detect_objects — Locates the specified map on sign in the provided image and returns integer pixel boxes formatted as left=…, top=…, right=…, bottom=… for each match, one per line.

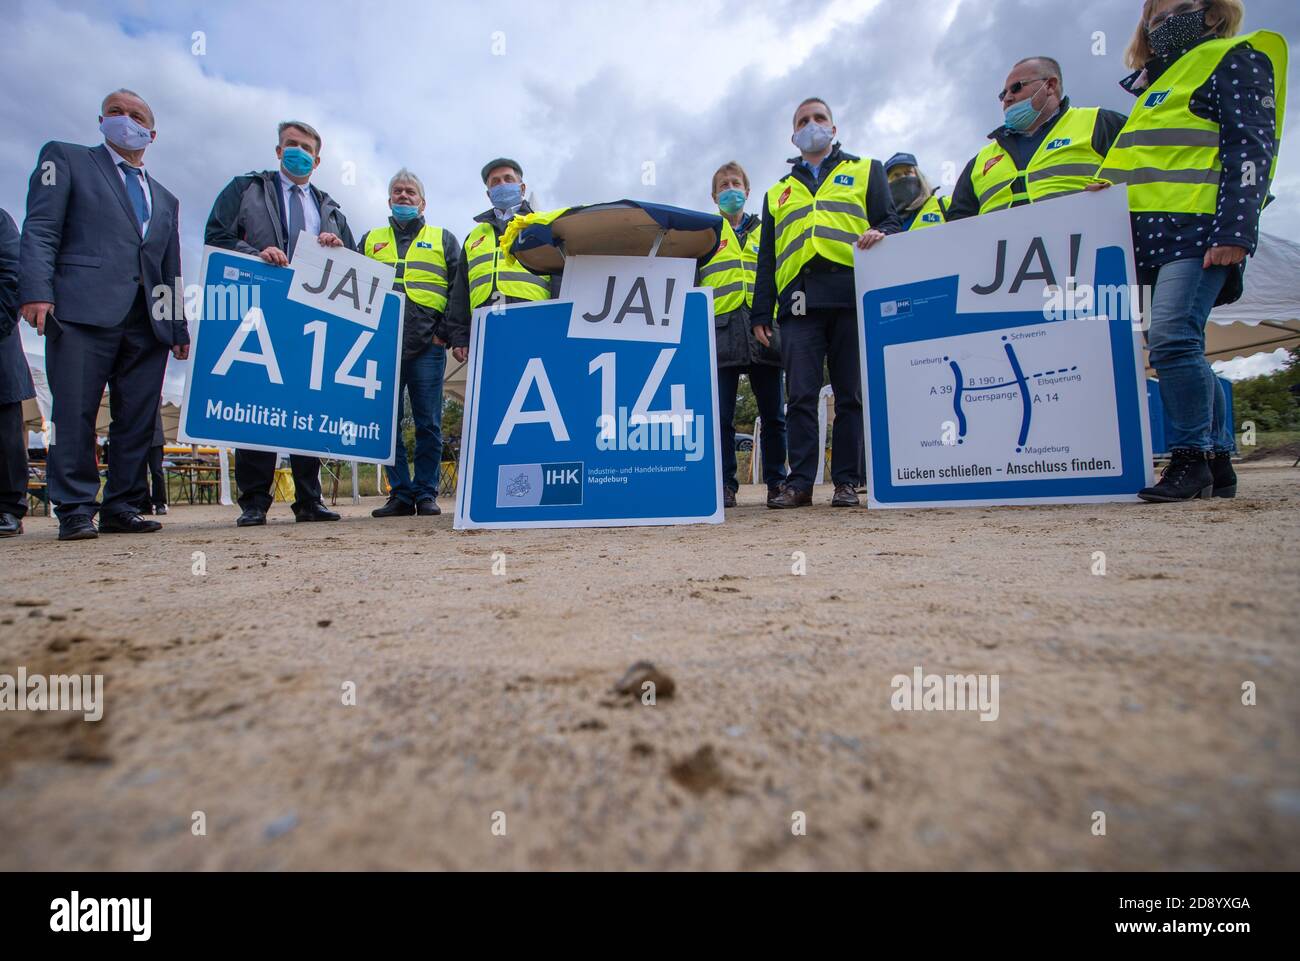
left=855, top=188, right=1152, bottom=508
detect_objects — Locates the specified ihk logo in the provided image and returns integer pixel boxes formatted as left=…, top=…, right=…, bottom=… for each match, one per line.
left=1045, top=137, right=1072, bottom=150
left=1144, top=90, right=1171, bottom=108
left=546, top=466, right=579, bottom=486
left=880, top=298, right=912, bottom=318
left=496, top=461, right=583, bottom=508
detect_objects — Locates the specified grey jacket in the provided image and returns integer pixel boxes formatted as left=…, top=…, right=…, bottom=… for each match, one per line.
left=204, top=169, right=356, bottom=255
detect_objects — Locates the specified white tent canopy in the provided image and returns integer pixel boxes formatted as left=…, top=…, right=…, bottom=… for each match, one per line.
left=1203, top=231, right=1300, bottom=365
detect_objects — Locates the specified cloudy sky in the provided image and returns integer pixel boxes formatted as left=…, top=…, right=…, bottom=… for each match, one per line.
left=4, top=0, right=1297, bottom=382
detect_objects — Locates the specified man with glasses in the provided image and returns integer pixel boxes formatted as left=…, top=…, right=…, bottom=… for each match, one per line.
left=946, top=56, right=1128, bottom=220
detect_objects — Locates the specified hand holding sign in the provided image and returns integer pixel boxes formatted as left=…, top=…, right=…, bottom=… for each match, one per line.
left=286, top=230, right=395, bottom=331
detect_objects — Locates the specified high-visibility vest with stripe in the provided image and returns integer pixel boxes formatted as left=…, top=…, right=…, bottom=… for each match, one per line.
left=968, top=107, right=1106, bottom=214
left=364, top=224, right=449, bottom=312
left=766, top=157, right=873, bottom=296
left=699, top=218, right=762, bottom=313
left=907, top=193, right=948, bottom=230
left=1098, top=30, right=1287, bottom=215
left=464, top=221, right=551, bottom=309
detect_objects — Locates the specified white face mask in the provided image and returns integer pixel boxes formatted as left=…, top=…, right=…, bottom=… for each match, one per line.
left=793, top=122, right=833, bottom=154
left=100, top=114, right=153, bottom=151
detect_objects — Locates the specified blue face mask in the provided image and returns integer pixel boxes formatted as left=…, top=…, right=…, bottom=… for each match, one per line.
left=488, top=182, right=523, bottom=209
left=1003, top=86, right=1046, bottom=132
left=100, top=114, right=153, bottom=151
left=391, top=204, right=420, bottom=222
left=717, top=188, right=746, bottom=215
left=281, top=146, right=315, bottom=178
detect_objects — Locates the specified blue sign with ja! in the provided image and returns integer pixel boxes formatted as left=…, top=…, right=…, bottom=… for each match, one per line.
left=455, top=294, right=723, bottom=528
left=179, top=246, right=404, bottom=464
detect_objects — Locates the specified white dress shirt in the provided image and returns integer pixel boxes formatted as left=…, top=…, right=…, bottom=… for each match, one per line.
left=278, top=171, right=321, bottom=243
left=106, top=141, right=152, bottom=235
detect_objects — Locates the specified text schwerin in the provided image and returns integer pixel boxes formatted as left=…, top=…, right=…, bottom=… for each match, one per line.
left=596, top=407, right=706, bottom=462
left=50, top=891, right=150, bottom=942
left=0, top=668, right=103, bottom=722
left=890, top=666, right=999, bottom=722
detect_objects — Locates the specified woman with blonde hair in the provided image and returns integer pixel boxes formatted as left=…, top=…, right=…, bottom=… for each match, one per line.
left=1099, top=0, right=1286, bottom=501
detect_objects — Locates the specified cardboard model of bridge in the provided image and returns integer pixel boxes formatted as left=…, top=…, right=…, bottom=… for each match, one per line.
left=509, top=200, right=724, bottom=274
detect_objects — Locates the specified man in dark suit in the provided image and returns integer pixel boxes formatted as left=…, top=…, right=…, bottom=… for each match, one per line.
left=1, top=208, right=35, bottom=537
left=204, top=120, right=355, bottom=527
left=136, top=405, right=167, bottom=515
left=19, top=89, right=189, bottom=541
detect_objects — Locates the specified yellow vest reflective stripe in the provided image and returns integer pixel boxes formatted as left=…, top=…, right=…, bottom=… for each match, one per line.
left=464, top=221, right=551, bottom=308
left=908, top=193, right=948, bottom=231
left=699, top=218, right=762, bottom=313
left=969, top=107, right=1106, bottom=214
left=766, top=157, right=873, bottom=295
left=1098, top=31, right=1288, bottom=215
left=364, top=224, right=448, bottom=312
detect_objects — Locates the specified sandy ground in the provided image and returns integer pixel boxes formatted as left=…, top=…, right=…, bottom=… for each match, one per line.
left=1, top=462, right=1298, bottom=871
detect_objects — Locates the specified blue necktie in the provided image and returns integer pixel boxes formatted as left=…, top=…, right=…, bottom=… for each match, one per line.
left=118, top=162, right=149, bottom=232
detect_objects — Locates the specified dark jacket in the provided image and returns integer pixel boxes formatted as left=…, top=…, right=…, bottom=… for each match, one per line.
left=696, top=213, right=779, bottom=369
left=444, top=202, right=559, bottom=349
left=204, top=169, right=355, bottom=257
left=1118, top=34, right=1278, bottom=306
left=355, top=216, right=461, bottom=360
left=751, top=144, right=901, bottom=327
left=0, top=208, right=35, bottom=405
left=19, top=142, right=188, bottom=346
left=946, top=97, right=1128, bottom=222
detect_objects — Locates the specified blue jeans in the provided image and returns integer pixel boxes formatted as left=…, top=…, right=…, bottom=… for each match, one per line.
left=386, top=345, right=446, bottom=503
left=1143, top=259, right=1233, bottom=453
left=718, top=364, right=788, bottom=491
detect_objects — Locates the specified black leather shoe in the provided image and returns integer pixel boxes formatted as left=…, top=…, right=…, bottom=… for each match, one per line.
left=416, top=498, right=441, bottom=516
left=831, top=484, right=860, bottom=507
left=1209, top=452, right=1237, bottom=498
left=372, top=497, right=415, bottom=518
left=155, top=504, right=169, bottom=516
left=236, top=507, right=267, bottom=527
left=99, top=511, right=162, bottom=534
left=294, top=502, right=341, bottom=522
left=722, top=488, right=737, bottom=508
left=58, top=515, right=98, bottom=541
left=1139, top=449, right=1214, bottom=502
left=766, top=483, right=787, bottom=508
left=0, top=512, right=24, bottom=537
left=768, top=486, right=812, bottom=509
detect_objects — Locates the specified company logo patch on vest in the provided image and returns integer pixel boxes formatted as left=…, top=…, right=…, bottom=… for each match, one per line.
left=1045, top=138, right=1073, bottom=150
left=496, top=461, right=584, bottom=508
left=1143, top=90, right=1171, bottom=108
left=833, top=174, right=856, bottom=186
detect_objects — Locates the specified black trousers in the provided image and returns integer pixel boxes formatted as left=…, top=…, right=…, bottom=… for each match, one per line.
left=234, top=450, right=322, bottom=512
left=0, top=401, right=28, bottom=517
left=718, top=363, right=787, bottom=492
left=44, top=293, right=169, bottom=519
left=778, top=305, right=864, bottom=491
left=135, top=445, right=166, bottom=510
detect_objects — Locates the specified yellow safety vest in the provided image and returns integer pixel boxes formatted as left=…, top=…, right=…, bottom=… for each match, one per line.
left=907, top=193, right=948, bottom=230
left=699, top=218, right=762, bottom=313
left=464, top=221, right=551, bottom=309
left=363, top=224, right=448, bottom=312
left=969, top=107, right=1107, bottom=214
left=1098, top=30, right=1288, bottom=215
left=766, top=157, right=873, bottom=296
